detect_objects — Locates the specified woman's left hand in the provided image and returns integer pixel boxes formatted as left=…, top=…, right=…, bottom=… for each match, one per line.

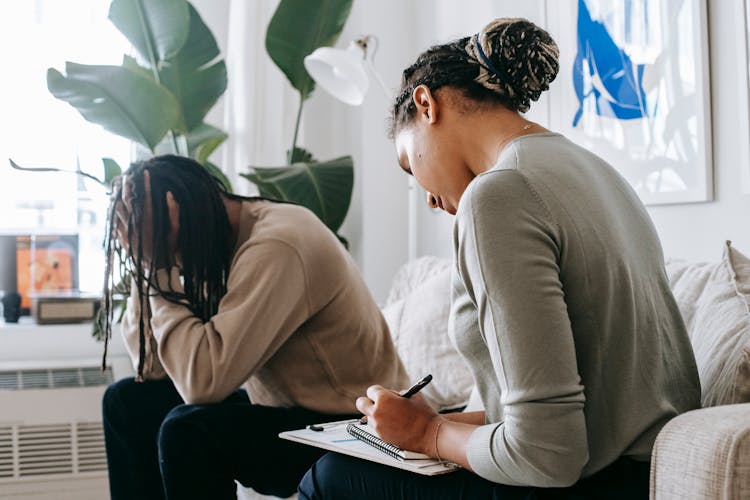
left=356, top=385, right=444, bottom=456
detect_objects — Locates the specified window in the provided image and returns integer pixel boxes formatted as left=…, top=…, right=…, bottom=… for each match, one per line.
left=1, top=1, right=132, bottom=293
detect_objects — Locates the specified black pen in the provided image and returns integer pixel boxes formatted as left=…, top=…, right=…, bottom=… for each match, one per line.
left=359, top=374, right=433, bottom=424
left=400, top=374, right=433, bottom=398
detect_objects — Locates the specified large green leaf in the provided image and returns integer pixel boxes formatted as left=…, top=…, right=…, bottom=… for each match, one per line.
left=203, top=160, right=232, bottom=193
left=242, top=156, right=353, bottom=233
left=102, top=158, right=123, bottom=185
left=266, top=0, right=354, bottom=99
left=288, top=146, right=315, bottom=163
left=47, top=63, right=180, bottom=151
left=185, top=123, right=228, bottom=164
left=159, top=3, right=227, bottom=131
left=108, top=0, right=190, bottom=64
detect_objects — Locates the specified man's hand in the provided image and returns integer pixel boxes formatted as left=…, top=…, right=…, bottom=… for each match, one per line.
left=114, top=170, right=180, bottom=267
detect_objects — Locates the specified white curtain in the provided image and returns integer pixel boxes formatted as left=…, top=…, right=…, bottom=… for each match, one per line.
left=220, top=0, right=302, bottom=195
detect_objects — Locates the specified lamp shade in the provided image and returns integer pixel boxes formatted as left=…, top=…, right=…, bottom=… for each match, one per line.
left=304, top=43, right=369, bottom=106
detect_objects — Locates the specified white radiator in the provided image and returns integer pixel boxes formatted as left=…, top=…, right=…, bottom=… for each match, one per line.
left=0, top=321, right=132, bottom=500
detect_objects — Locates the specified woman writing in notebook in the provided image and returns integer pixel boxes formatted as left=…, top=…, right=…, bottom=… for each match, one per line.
left=100, top=155, right=409, bottom=500
left=299, top=18, right=700, bottom=499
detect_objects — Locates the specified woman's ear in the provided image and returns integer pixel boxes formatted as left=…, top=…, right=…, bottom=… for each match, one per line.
left=412, top=84, right=438, bottom=125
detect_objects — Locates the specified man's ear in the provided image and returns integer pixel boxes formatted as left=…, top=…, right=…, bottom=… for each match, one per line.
left=412, top=84, right=438, bottom=125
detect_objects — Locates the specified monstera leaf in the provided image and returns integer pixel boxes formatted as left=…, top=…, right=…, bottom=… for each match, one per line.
left=266, top=0, right=354, bottom=99
left=158, top=4, right=227, bottom=131
left=102, top=158, right=123, bottom=184
left=46, top=0, right=230, bottom=186
left=115, top=3, right=226, bottom=134
left=108, top=0, right=190, bottom=64
left=47, top=62, right=180, bottom=151
left=186, top=123, right=228, bottom=163
left=242, top=156, right=353, bottom=235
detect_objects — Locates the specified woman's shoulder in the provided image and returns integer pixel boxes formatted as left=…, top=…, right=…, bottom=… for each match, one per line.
left=460, top=167, right=537, bottom=217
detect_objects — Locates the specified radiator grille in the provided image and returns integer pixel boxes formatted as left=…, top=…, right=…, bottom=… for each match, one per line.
left=0, top=426, right=12, bottom=479
left=77, top=422, right=108, bottom=472
left=18, top=424, right=73, bottom=476
left=0, top=367, right=113, bottom=390
left=0, top=422, right=107, bottom=479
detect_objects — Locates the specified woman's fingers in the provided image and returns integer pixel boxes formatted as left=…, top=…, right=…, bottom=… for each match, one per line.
left=355, top=396, right=374, bottom=416
left=366, top=385, right=388, bottom=401
left=357, top=385, right=397, bottom=418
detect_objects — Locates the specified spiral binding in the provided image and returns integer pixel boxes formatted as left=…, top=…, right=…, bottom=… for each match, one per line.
left=346, top=423, right=405, bottom=461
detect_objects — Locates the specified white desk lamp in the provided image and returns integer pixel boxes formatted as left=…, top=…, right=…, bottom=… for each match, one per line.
left=304, top=36, right=419, bottom=260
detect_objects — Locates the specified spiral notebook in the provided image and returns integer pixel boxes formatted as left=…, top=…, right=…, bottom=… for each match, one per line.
left=279, top=419, right=459, bottom=476
left=345, top=422, right=429, bottom=460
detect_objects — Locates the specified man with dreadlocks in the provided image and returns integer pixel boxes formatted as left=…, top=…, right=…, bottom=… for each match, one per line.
left=101, top=154, right=409, bottom=500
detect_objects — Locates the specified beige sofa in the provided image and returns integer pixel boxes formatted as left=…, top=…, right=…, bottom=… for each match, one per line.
left=649, top=242, right=750, bottom=499
left=241, top=242, right=750, bottom=500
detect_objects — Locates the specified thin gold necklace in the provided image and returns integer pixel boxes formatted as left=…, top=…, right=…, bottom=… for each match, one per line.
left=494, top=123, right=534, bottom=162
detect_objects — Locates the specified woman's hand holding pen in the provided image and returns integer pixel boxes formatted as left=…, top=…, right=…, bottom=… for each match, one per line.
left=356, top=385, right=445, bottom=457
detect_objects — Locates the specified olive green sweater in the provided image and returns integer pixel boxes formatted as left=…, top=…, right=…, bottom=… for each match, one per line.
left=450, top=133, right=700, bottom=487
left=121, top=200, right=408, bottom=413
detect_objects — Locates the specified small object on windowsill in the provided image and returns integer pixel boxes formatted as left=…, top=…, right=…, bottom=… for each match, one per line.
left=31, top=291, right=100, bottom=325
left=1, top=292, right=22, bottom=323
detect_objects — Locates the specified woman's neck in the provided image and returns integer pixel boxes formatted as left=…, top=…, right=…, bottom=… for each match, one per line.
left=458, top=108, right=546, bottom=176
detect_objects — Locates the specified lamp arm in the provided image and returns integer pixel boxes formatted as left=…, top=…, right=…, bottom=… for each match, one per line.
left=365, top=59, right=391, bottom=99
left=358, top=35, right=390, bottom=100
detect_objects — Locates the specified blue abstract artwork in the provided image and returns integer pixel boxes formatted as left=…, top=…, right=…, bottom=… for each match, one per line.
left=547, top=0, right=712, bottom=204
left=572, top=0, right=650, bottom=126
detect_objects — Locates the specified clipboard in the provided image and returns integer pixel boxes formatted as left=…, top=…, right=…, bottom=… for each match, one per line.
left=279, top=419, right=460, bottom=476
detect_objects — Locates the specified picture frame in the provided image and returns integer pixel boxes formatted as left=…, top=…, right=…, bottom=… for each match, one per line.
left=544, top=0, right=713, bottom=205
left=0, top=234, right=79, bottom=316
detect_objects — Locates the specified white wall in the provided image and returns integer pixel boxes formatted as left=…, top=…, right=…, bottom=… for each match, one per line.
left=406, top=0, right=750, bottom=267
left=647, top=0, right=750, bottom=262
left=193, top=0, right=750, bottom=303
left=303, top=1, right=419, bottom=302
left=308, top=0, right=555, bottom=300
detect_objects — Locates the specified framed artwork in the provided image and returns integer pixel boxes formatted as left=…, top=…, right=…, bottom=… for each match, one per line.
left=0, top=234, right=79, bottom=315
left=544, top=0, right=713, bottom=205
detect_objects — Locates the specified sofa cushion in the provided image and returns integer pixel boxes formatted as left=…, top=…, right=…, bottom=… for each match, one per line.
left=382, top=256, right=474, bottom=411
left=666, top=241, right=750, bottom=407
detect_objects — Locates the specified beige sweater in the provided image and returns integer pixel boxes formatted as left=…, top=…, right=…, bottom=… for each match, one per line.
left=120, top=200, right=409, bottom=413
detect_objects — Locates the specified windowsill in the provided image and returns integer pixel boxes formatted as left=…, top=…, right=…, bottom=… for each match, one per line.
left=0, top=317, right=128, bottom=369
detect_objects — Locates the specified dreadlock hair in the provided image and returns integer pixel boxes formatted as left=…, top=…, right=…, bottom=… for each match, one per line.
left=389, top=18, right=559, bottom=138
left=100, top=154, right=257, bottom=379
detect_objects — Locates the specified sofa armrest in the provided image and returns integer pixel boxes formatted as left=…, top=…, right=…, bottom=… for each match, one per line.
left=650, top=403, right=750, bottom=500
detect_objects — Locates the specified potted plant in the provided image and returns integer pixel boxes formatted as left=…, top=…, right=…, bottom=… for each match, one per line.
left=10, top=0, right=358, bottom=337
left=242, top=0, right=355, bottom=247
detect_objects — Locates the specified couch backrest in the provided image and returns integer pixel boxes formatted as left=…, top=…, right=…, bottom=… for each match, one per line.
left=666, top=241, right=750, bottom=407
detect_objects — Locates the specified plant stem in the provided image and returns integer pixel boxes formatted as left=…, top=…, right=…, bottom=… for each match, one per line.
left=289, top=92, right=305, bottom=164
left=9, top=159, right=106, bottom=187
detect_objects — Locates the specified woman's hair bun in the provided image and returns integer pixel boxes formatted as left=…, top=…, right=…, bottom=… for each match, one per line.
left=466, top=18, right=559, bottom=113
